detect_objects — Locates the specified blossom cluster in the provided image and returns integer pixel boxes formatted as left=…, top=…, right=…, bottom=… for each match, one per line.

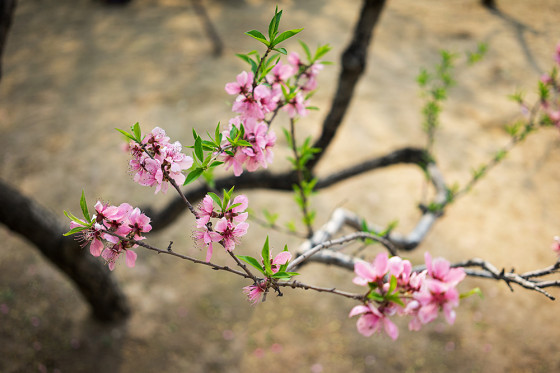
left=70, top=201, right=152, bottom=270
left=349, top=252, right=465, bottom=340
left=193, top=193, right=249, bottom=262
left=242, top=250, right=292, bottom=304
left=222, top=52, right=323, bottom=176
left=129, top=127, right=193, bottom=193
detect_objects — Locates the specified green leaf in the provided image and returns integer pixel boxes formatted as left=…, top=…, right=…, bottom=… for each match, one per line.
left=132, top=122, right=142, bottom=141
left=194, top=136, right=204, bottom=162
left=299, top=40, right=312, bottom=61
left=273, top=47, right=287, bottom=55
left=207, top=192, right=222, bottom=208
left=209, top=161, right=224, bottom=168
left=64, top=210, right=87, bottom=226
left=314, top=44, right=331, bottom=60
left=367, top=291, right=385, bottom=302
left=263, top=209, right=279, bottom=226
left=236, top=255, right=266, bottom=275
left=63, top=226, right=90, bottom=236
left=460, top=287, right=483, bottom=299
left=225, top=202, right=242, bottom=212
left=273, top=28, right=303, bottom=45
left=268, top=7, right=282, bottom=41
left=236, top=139, right=252, bottom=147
left=271, top=271, right=299, bottom=279
left=80, top=190, right=90, bottom=221
left=245, top=29, right=269, bottom=45
left=115, top=128, right=137, bottom=142
left=262, top=236, right=272, bottom=275
left=388, top=275, right=398, bottom=294
left=183, top=168, right=204, bottom=185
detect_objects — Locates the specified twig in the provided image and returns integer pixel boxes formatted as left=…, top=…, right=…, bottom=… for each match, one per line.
left=280, top=280, right=364, bottom=301
left=287, top=231, right=397, bottom=271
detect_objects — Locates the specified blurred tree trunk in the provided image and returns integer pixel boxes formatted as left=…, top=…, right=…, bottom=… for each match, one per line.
left=0, top=0, right=16, bottom=81
left=0, top=1, right=130, bottom=322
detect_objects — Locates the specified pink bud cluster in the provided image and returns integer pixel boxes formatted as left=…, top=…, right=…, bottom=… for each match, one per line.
left=129, top=127, right=193, bottom=193
left=193, top=194, right=249, bottom=262
left=70, top=202, right=152, bottom=270
left=349, top=252, right=465, bottom=340
left=222, top=52, right=323, bottom=176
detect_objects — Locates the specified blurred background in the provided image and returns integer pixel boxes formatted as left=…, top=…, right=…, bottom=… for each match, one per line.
left=1, top=0, right=560, bottom=371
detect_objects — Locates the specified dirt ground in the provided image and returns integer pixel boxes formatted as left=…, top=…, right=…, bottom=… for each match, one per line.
left=1, top=0, right=560, bottom=372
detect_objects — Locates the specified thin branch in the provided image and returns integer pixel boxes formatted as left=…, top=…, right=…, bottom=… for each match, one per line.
left=280, top=280, right=364, bottom=301
left=287, top=231, right=396, bottom=271
left=289, top=118, right=314, bottom=238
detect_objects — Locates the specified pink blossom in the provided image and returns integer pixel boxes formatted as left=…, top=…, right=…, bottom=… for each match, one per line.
left=387, top=255, right=412, bottom=286
left=194, top=227, right=222, bottom=262
left=101, top=243, right=137, bottom=271
left=129, top=127, right=193, bottom=194
left=123, top=207, right=152, bottom=239
left=243, top=281, right=266, bottom=305
left=555, top=42, right=560, bottom=66
left=196, top=195, right=216, bottom=228
left=424, top=252, right=466, bottom=287
left=266, top=61, right=294, bottom=88
left=288, top=52, right=304, bottom=74
left=413, top=279, right=461, bottom=325
left=269, top=251, right=292, bottom=274
left=221, top=118, right=276, bottom=176
left=214, top=218, right=249, bottom=252
left=70, top=220, right=105, bottom=257
left=552, top=236, right=560, bottom=255
left=225, top=71, right=254, bottom=96
left=225, top=194, right=249, bottom=223
left=282, top=91, right=308, bottom=118
left=349, top=303, right=399, bottom=340
left=353, top=252, right=389, bottom=286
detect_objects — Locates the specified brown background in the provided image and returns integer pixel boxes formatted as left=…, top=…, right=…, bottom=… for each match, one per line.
left=1, top=0, right=560, bottom=372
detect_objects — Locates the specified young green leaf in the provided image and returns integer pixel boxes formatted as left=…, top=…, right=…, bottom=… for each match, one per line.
left=273, top=28, right=303, bottom=46
left=194, top=136, right=204, bottom=162
left=207, top=192, right=222, bottom=208
left=132, top=122, right=142, bottom=141
left=183, top=168, right=204, bottom=185
left=80, top=190, right=91, bottom=222
left=271, top=271, right=299, bottom=279
left=63, top=226, right=91, bottom=237
left=268, top=7, right=282, bottom=41
left=236, top=255, right=266, bottom=275
left=115, top=128, right=137, bottom=142
left=245, top=30, right=269, bottom=45
left=261, top=236, right=272, bottom=275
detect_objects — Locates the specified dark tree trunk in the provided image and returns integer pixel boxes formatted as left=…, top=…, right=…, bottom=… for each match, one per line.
left=0, top=0, right=16, bottom=81
left=308, top=0, right=387, bottom=170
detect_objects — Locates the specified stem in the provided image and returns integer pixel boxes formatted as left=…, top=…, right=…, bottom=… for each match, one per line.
left=280, top=280, right=364, bottom=301
left=227, top=250, right=258, bottom=283
left=289, top=118, right=314, bottom=238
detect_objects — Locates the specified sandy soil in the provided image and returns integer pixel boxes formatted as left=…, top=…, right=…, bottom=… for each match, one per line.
left=1, top=0, right=560, bottom=372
